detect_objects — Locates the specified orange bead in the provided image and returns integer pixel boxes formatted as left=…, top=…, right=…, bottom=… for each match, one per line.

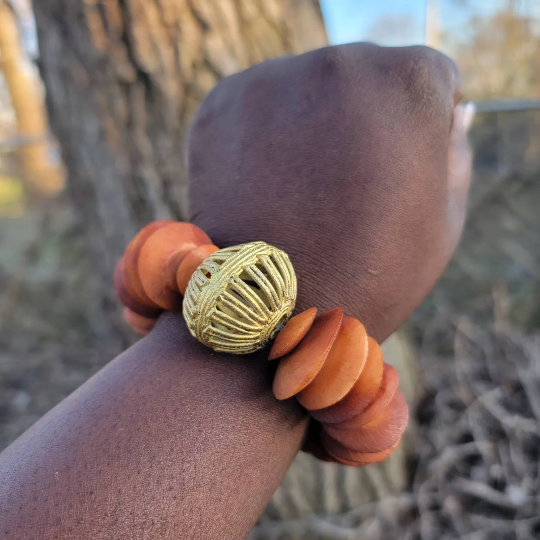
left=268, top=307, right=317, bottom=360
left=123, top=307, right=157, bottom=336
left=321, top=430, right=401, bottom=466
left=310, top=336, right=384, bottom=424
left=297, top=316, right=368, bottom=410
left=132, top=325, right=152, bottom=337
left=176, top=244, right=219, bottom=294
left=328, top=363, right=399, bottom=430
left=138, top=222, right=212, bottom=310
left=114, top=258, right=162, bottom=318
left=324, top=390, right=408, bottom=453
left=123, top=221, right=173, bottom=308
left=273, top=308, right=343, bottom=400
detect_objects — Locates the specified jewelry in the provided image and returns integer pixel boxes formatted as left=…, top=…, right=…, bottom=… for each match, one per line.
left=183, top=242, right=296, bottom=354
left=115, top=221, right=408, bottom=467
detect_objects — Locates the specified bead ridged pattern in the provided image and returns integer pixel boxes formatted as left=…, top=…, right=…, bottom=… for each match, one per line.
left=183, top=241, right=297, bottom=354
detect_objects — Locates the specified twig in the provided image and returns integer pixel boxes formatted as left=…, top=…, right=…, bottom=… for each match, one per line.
left=453, top=478, right=522, bottom=510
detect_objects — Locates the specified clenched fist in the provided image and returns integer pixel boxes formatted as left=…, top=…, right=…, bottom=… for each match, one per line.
left=188, top=43, right=473, bottom=342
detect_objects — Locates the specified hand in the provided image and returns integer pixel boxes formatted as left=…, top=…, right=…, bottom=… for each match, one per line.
left=187, top=43, right=473, bottom=342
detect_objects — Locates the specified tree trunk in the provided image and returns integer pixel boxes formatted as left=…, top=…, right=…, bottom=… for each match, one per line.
left=0, top=1, right=63, bottom=196
left=32, top=0, right=328, bottom=287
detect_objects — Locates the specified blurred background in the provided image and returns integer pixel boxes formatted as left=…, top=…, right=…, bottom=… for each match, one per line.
left=1, top=0, right=539, bottom=538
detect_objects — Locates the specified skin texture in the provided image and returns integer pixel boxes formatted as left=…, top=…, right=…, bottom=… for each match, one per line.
left=189, top=43, right=471, bottom=342
left=0, top=43, right=472, bottom=539
left=0, top=316, right=305, bottom=539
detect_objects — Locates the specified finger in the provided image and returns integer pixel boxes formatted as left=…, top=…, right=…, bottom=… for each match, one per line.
left=449, top=102, right=474, bottom=199
left=447, top=102, right=475, bottom=244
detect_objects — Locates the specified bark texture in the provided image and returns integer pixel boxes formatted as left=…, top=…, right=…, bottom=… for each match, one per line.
left=32, top=0, right=328, bottom=282
left=0, top=1, right=62, bottom=195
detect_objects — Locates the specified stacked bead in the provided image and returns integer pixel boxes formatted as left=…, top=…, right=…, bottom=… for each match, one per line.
left=114, top=220, right=218, bottom=335
left=269, top=307, right=408, bottom=467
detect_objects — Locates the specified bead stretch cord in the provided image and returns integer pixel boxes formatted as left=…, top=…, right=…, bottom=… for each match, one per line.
left=114, top=220, right=409, bottom=467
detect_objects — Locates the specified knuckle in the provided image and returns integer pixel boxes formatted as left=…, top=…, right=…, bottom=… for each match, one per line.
left=380, top=46, right=460, bottom=113
left=307, top=42, right=377, bottom=83
left=306, top=43, right=460, bottom=117
left=305, top=45, right=348, bottom=78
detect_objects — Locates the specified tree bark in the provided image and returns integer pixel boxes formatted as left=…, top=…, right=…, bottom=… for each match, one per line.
left=0, top=1, right=63, bottom=196
left=32, top=0, right=328, bottom=286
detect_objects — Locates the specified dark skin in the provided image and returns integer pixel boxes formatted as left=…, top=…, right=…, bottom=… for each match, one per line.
left=0, top=44, right=472, bottom=539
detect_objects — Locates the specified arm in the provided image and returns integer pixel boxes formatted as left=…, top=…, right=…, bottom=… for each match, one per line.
left=0, top=316, right=307, bottom=539
left=0, top=43, right=472, bottom=539
left=0, top=315, right=306, bottom=540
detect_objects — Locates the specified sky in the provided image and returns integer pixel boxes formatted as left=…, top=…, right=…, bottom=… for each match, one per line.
left=320, top=0, right=426, bottom=46
left=320, top=0, right=540, bottom=47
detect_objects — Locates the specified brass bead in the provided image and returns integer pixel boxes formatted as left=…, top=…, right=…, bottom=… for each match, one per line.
left=183, top=241, right=297, bottom=354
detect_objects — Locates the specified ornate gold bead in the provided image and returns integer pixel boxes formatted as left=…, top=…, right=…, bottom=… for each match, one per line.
left=183, top=241, right=297, bottom=354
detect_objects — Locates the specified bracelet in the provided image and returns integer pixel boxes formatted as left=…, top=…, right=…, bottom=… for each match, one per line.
left=114, top=221, right=408, bottom=467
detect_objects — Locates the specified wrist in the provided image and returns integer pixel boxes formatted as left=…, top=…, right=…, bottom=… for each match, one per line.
left=116, top=223, right=409, bottom=467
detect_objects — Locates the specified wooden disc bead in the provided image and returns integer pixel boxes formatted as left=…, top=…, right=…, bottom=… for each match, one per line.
left=321, top=432, right=401, bottom=466
left=114, top=258, right=162, bottom=319
left=123, top=220, right=173, bottom=310
left=327, top=363, right=399, bottom=430
left=271, top=307, right=409, bottom=467
left=176, top=244, right=219, bottom=295
left=310, top=335, right=384, bottom=424
left=297, top=316, right=368, bottom=410
left=138, top=222, right=212, bottom=311
left=115, top=222, right=409, bottom=467
left=115, top=221, right=217, bottom=335
left=268, top=307, right=317, bottom=360
left=324, top=390, right=408, bottom=454
left=273, top=307, right=343, bottom=400
left=123, top=307, right=156, bottom=336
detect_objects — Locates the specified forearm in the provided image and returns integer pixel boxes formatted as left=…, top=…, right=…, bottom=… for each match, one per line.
left=0, top=313, right=307, bottom=539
